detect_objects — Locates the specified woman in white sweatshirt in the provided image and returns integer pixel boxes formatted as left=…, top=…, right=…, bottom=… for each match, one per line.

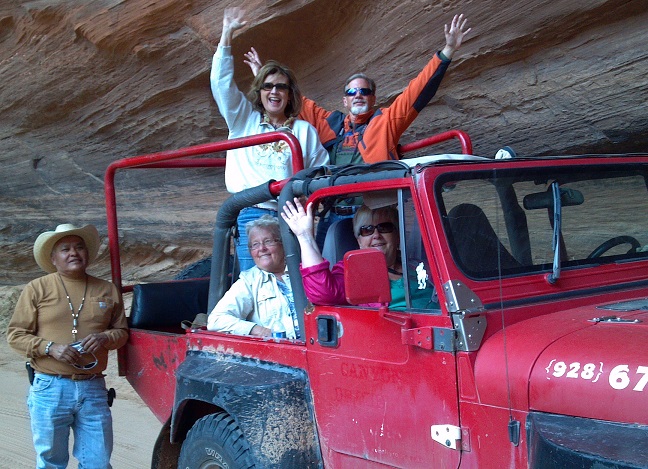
left=210, top=7, right=329, bottom=271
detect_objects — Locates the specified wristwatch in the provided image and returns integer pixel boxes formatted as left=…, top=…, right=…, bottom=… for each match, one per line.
left=44, top=341, right=54, bottom=356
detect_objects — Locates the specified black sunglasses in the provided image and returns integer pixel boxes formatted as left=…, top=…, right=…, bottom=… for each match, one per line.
left=345, top=87, right=373, bottom=97
left=261, top=82, right=290, bottom=91
left=359, top=222, right=396, bottom=237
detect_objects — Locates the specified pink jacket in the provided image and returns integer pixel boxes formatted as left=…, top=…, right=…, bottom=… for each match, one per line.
left=300, top=260, right=384, bottom=308
left=300, top=260, right=346, bottom=305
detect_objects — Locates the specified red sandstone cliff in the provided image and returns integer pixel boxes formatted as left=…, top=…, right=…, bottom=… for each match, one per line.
left=1, top=0, right=647, bottom=284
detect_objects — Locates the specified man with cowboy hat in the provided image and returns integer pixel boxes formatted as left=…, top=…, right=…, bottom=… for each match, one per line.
left=7, top=223, right=128, bottom=469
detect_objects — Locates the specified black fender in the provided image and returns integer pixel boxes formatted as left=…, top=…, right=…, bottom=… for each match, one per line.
left=527, top=412, right=648, bottom=468
left=171, top=350, right=321, bottom=468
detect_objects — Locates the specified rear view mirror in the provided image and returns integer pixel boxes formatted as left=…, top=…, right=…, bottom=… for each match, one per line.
left=523, top=187, right=584, bottom=210
left=344, top=249, right=391, bottom=305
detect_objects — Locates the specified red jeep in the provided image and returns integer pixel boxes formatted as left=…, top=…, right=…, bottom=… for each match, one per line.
left=107, top=132, right=648, bottom=468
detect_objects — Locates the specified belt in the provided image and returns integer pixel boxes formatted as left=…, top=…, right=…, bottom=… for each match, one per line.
left=332, top=206, right=358, bottom=216
left=35, top=372, right=103, bottom=381
left=56, top=373, right=102, bottom=381
left=62, top=373, right=103, bottom=381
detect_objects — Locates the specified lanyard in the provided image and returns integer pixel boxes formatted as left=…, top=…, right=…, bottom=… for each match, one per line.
left=58, top=274, right=88, bottom=341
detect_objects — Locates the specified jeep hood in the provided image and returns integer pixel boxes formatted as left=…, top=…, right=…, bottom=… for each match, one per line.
left=473, top=298, right=648, bottom=425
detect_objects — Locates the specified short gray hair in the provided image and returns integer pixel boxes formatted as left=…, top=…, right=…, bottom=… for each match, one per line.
left=246, top=214, right=281, bottom=243
left=344, top=73, right=376, bottom=95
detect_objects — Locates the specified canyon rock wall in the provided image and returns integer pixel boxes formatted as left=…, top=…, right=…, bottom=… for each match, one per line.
left=1, top=0, right=647, bottom=285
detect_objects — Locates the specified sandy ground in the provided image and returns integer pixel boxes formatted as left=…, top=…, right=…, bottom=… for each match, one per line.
left=0, top=285, right=162, bottom=469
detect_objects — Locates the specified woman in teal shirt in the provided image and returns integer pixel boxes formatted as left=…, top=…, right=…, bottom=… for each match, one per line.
left=282, top=199, right=438, bottom=310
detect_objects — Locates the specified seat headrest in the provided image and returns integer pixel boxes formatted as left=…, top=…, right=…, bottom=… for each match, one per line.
left=447, top=203, right=521, bottom=275
left=321, top=218, right=359, bottom=265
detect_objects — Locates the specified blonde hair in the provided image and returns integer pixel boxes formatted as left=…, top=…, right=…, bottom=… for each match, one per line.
left=352, top=205, right=399, bottom=237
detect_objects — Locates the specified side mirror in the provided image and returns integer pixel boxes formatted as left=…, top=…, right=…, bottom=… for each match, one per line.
left=344, top=249, right=391, bottom=305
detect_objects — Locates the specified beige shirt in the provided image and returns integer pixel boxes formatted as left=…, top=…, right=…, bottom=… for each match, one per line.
left=7, top=272, right=128, bottom=376
left=207, top=266, right=297, bottom=338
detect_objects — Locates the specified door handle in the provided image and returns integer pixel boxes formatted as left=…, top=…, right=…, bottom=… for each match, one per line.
left=317, top=315, right=339, bottom=347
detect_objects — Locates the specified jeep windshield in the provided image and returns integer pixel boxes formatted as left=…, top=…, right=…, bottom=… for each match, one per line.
left=436, top=163, right=648, bottom=279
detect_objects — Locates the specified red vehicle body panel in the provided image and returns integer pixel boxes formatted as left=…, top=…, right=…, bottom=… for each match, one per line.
left=303, top=306, right=460, bottom=468
left=474, top=292, right=648, bottom=411
left=124, top=330, right=188, bottom=422
left=529, top=309, right=648, bottom=424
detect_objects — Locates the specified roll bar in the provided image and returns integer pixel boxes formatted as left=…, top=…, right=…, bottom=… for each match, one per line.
left=398, top=129, right=472, bottom=156
left=104, top=131, right=304, bottom=291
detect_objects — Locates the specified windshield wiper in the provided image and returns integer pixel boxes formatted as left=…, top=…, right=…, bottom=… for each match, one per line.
left=547, top=182, right=562, bottom=284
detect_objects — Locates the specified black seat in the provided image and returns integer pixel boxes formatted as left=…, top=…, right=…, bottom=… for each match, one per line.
left=130, top=279, right=209, bottom=330
left=447, top=203, right=521, bottom=275
left=321, top=218, right=359, bottom=266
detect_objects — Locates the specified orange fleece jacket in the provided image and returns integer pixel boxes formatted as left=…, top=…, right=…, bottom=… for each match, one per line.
left=300, top=52, right=451, bottom=163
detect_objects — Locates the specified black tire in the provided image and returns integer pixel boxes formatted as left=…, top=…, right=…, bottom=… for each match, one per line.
left=177, top=413, right=256, bottom=469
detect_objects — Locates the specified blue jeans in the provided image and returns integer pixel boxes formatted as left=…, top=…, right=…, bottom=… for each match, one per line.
left=236, top=207, right=278, bottom=272
left=28, top=373, right=113, bottom=469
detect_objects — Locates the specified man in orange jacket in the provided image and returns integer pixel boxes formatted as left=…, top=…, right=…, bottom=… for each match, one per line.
left=244, top=13, right=471, bottom=165
left=244, top=13, right=470, bottom=246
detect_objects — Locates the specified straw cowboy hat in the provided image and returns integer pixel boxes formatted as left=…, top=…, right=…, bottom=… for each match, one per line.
left=33, top=224, right=101, bottom=273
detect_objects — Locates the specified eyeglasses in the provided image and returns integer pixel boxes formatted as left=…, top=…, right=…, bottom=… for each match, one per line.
left=344, top=87, right=373, bottom=97
left=249, top=238, right=282, bottom=251
left=261, top=82, right=290, bottom=92
left=358, top=222, right=396, bottom=237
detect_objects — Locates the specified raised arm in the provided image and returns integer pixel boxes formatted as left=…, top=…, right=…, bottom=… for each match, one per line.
left=282, top=198, right=348, bottom=305
left=282, top=198, right=323, bottom=267
left=358, top=13, right=472, bottom=163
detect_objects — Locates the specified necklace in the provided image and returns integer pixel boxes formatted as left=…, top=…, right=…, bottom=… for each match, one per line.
left=58, top=273, right=88, bottom=341
left=388, top=267, right=403, bottom=276
left=262, top=114, right=295, bottom=130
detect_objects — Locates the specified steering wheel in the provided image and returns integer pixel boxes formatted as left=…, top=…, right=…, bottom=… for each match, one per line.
left=587, top=236, right=641, bottom=259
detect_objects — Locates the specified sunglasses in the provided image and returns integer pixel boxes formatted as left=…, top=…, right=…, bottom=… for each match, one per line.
left=261, top=82, right=290, bottom=91
left=70, top=342, right=98, bottom=370
left=358, top=222, right=396, bottom=237
left=345, top=87, right=373, bottom=97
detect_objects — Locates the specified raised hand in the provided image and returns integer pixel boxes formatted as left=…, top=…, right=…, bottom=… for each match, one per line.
left=223, top=7, right=247, bottom=32
left=281, top=198, right=314, bottom=239
left=442, top=14, right=471, bottom=58
left=281, top=198, right=325, bottom=267
left=244, top=47, right=262, bottom=77
left=220, top=7, right=247, bottom=47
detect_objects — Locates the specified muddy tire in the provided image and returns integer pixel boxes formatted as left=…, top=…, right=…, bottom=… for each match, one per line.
left=177, top=413, right=256, bottom=469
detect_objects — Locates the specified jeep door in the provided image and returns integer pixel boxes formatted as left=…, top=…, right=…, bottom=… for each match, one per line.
left=304, top=188, right=461, bottom=468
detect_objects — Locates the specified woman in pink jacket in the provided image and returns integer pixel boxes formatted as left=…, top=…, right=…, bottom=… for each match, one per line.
left=282, top=198, right=404, bottom=305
